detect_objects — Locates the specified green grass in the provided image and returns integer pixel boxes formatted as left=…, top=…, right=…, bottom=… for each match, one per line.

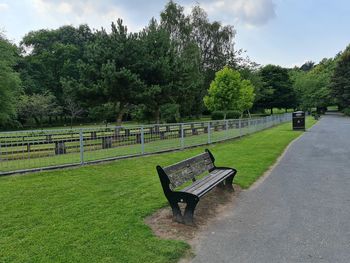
left=0, top=118, right=316, bottom=263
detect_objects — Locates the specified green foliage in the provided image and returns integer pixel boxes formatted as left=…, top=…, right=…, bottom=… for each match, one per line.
left=331, top=45, right=350, bottom=108
left=212, top=110, right=241, bottom=120
left=160, top=103, right=180, bottom=123
left=17, top=92, right=61, bottom=127
left=291, top=58, right=336, bottom=110
left=211, top=111, right=224, bottom=120
left=342, top=108, right=350, bottom=116
left=88, top=103, right=116, bottom=124
left=0, top=34, right=22, bottom=128
left=258, top=65, right=296, bottom=111
left=226, top=110, right=241, bottom=119
left=204, top=66, right=255, bottom=118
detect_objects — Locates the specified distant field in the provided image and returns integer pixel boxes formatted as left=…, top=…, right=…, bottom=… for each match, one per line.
left=0, top=117, right=316, bottom=263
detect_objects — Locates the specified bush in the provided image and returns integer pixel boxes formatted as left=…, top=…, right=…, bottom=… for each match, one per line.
left=211, top=111, right=224, bottom=120
left=343, top=108, right=350, bottom=116
left=160, top=103, right=180, bottom=123
left=226, top=110, right=241, bottom=119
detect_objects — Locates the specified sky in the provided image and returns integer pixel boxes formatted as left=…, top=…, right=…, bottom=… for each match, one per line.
left=0, top=0, right=350, bottom=67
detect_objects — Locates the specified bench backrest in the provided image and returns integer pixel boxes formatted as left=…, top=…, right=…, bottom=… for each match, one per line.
left=163, top=151, right=215, bottom=190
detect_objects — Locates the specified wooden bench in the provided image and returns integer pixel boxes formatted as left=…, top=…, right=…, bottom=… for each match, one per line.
left=156, top=149, right=237, bottom=225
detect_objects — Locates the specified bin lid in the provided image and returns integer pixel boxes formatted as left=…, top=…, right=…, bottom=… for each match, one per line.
left=293, top=111, right=305, bottom=117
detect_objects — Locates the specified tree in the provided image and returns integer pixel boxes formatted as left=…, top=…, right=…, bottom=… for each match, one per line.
left=74, top=19, right=145, bottom=125
left=17, top=92, right=61, bottom=127
left=259, top=65, right=296, bottom=113
left=300, top=61, right=315, bottom=72
left=0, top=34, right=22, bottom=128
left=20, top=25, right=93, bottom=101
left=291, top=58, right=336, bottom=112
left=64, top=97, right=84, bottom=129
left=138, top=18, right=176, bottom=123
left=238, top=81, right=255, bottom=115
left=331, top=46, right=350, bottom=109
left=203, top=66, right=255, bottom=119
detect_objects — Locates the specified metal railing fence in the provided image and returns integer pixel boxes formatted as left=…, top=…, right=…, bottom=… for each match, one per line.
left=0, top=113, right=292, bottom=175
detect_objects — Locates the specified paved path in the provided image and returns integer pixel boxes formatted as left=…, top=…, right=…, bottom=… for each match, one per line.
left=193, top=113, right=350, bottom=263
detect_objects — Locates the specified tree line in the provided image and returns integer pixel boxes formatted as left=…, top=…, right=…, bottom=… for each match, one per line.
left=1, top=1, right=350, bottom=130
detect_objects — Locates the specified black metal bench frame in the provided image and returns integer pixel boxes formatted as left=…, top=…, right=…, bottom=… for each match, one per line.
left=156, top=149, right=237, bottom=225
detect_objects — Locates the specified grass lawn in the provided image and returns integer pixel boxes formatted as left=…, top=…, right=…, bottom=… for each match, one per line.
left=0, top=118, right=316, bottom=263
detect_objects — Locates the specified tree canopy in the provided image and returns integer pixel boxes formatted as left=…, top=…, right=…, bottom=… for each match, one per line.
left=331, top=46, right=350, bottom=110
left=204, top=66, right=255, bottom=118
left=0, top=34, right=22, bottom=128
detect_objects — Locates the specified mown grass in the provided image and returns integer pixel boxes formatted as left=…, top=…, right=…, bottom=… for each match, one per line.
left=0, top=118, right=316, bottom=263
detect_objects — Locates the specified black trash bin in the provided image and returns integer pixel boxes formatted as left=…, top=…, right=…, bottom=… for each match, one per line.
left=292, top=111, right=305, bottom=131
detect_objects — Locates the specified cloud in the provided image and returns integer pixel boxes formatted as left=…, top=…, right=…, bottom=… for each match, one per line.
left=201, top=0, right=276, bottom=26
left=29, top=0, right=140, bottom=32
left=0, top=2, right=9, bottom=11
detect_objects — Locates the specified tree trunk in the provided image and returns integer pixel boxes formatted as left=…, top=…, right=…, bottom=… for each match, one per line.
left=34, top=117, right=40, bottom=127
left=70, top=117, right=73, bottom=129
left=270, top=108, right=273, bottom=115
left=223, top=112, right=227, bottom=120
left=116, top=106, right=126, bottom=126
left=155, top=107, right=160, bottom=124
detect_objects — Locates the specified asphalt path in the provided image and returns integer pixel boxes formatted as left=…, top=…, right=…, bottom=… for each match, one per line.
left=192, top=113, right=350, bottom=263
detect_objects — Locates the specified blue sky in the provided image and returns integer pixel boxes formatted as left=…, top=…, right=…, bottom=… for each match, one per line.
left=1, top=0, right=349, bottom=67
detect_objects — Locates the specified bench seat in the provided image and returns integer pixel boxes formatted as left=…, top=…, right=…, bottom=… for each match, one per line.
left=182, top=169, right=234, bottom=197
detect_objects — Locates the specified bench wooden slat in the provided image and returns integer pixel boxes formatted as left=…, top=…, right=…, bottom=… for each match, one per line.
left=183, top=169, right=233, bottom=197
left=163, top=152, right=214, bottom=189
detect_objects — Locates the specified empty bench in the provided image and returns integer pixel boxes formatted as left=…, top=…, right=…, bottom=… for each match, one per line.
left=156, top=149, right=237, bottom=225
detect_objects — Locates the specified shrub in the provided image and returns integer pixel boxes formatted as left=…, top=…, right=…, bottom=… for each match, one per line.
left=226, top=110, right=241, bottom=119
left=343, top=108, right=350, bottom=116
left=211, top=111, right=224, bottom=120
left=160, top=103, right=180, bottom=123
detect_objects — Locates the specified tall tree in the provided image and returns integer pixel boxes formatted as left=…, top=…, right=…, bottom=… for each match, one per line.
left=0, top=34, right=22, bottom=128
left=138, top=18, right=176, bottom=123
left=291, top=58, right=336, bottom=111
left=259, top=65, right=296, bottom=113
left=75, top=20, right=145, bottom=125
left=20, top=25, right=93, bottom=99
left=331, top=46, right=350, bottom=109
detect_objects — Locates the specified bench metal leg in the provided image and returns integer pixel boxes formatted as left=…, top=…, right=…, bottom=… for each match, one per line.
left=217, top=181, right=225, bottom=188
left=225, top=175, right=234, bottom=191
left=170, top=203, right=183, bottom=223
left=183, top=198, right=199, bottom=225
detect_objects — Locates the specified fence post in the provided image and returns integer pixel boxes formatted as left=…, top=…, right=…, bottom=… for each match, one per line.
left=239, top=119, right=242, bottom=138
left=141, top=126, right=145, bottom=154
left=79, top=129, right=84, bottom=165
left=181, top=124, right=184, bottom=149
left=208, top=122, right=211, bottom=144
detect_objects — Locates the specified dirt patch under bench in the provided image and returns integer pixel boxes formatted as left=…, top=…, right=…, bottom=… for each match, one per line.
left=145, top=185, right=241, bottom=245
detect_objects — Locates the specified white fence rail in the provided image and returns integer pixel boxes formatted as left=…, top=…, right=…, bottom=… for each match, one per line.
left=0, top=113, right=292, bottom=175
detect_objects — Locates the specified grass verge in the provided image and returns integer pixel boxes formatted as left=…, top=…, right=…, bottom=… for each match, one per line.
left=0, top=118, right=316, bottom=263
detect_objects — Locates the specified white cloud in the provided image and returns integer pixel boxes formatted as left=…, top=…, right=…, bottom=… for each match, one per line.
left=29, top=0, right=140, bottom=32
left=0, top=2, right=9, bottom=11
left=201, top=0, right=276, bottom=27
